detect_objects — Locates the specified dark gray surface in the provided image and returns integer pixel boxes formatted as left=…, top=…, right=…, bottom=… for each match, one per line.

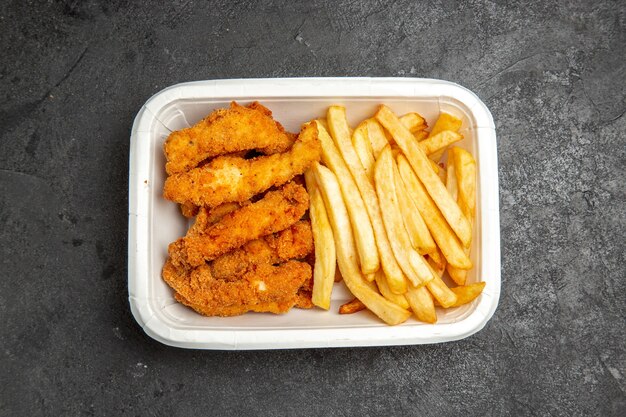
left=1, top=0, right=624, bottom=415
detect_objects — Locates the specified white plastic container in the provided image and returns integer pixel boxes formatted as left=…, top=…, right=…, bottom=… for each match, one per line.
left=128, top=78, right=500, bottom=350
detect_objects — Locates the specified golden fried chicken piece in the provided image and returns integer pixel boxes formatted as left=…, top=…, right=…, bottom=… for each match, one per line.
left=164, top=102, right=296, bottom=174
left=164, top=260, right=311, bottom=317
left=209, top=220, right=313, bottom=280
left=168, top=182, right=309, bottom=268
left=163, top=122, right=320, bottom=208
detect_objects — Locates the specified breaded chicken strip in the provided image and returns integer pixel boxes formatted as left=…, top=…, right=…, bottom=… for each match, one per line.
left=210, top=220, right=313, bottom=280
left=164, top=260, right=311, bottom=316
left=168, top=182, right=309, bottom=267
left=163, top=122, right=320, bottom=208
left=164, top=102, right=296, bottom=174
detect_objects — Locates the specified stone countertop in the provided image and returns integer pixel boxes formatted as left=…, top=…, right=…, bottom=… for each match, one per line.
left=1, top=1, right=624, bottom=416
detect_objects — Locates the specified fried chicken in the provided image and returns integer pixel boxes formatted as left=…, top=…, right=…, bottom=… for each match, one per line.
left=163, top=122, right=320, bottom=208
left=163, top=102, right=296, bottom=175
left=209, top=220, right=313, bottom=280
left=168, top=182, right=309, bottom=268
left=164, top=259, right=312, bottom=317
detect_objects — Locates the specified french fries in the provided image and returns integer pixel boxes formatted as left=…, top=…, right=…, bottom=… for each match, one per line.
left=303, top=105, right=484, bottom=326
left=365, top=119, right=389, bottom=159
left=450, top=147, right=477, bottom=221
left=374, top=269, right=410, bottom=309
left=352, top=121, right=376, bottom=182
left=426, top=112, right=463, bottom=161
left=326, top=107, right=406, bottom=294
left=304, top=169, right=336, bottom=310
left=392, top=157, right=436, bottom=255
left=374, top=147, right=433, bottom=287
left=312, top=162, right=411, bottom=325
left=400, top=112, right=427, bottom=133
left=434, top=282, right=486, bottom=308
left=375, top=105, right=472, bottom=248
left=314, top=121, right=379, bottom=276
left=397, top=154, right=472, bottom=270
left=420, top=130, right=463, bottom=156
left=424, top=262, right=457, bottom=308
left=339, top=298, right=366, bottom=314
left=405, top=285, right=437, bottom=324
left=446, top=146, right=477, bottom=284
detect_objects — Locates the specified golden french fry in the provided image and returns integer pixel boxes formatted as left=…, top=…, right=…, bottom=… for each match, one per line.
left=444, top=157, right=468, bottom=284
left=430, top=112, right=463, bottom=136
left=450, top=282, right=485, bottom=307
left=446, top=163, right=459, bottom=202
left=414, top=130, right=428, bottom=141
left=400, top=112, right=427, bottom=133
left=397, top=154, right=472, bottom=269
left=339, top=298, right=366, bottom=314
left=314, top=121, right=379, bottom=276
left=374, top=269, right=410, bottom=309
left=352, top=121, right=376, bottom=182
left=326, top=107, right=406, bottom=293
left=427, top=112, right=462, bottom=161
left=304, top=169, right=337, bottom=310
left=425, top=262, right=457, bottom=308
left=405, top=285, right=437, bottom=324
left=428, top=246, right=446, bottom=270
left=434, top=282, right=486, bottom=308
left=313, top=163, right=411, bottom=325
left=420, top=130, right=463, bottom=156
left=449, top=147, right=477, bottom=219
left=366, top=119, right=389, bottom=159
left=375, top=105, right=472, bottom=247
left=426, top=251, right=446, bottom=277
left=374, top=147, right=434, bottom=287
left=392, top=160, right=436, bottom=255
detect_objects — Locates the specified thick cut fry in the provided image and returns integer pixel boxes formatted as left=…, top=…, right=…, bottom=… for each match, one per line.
left=313, top=163, right=411, bottom=325
left=304, top=168, right=337, bottom=310
left=397, top=155, right=472, bottom=269
left=427, top=112, right=463, bottom=161
left=430, top=112, right=463, bottom=136
left=414, top=130, right=429, bottom=141
left=326, top=109, right=407, bottom=292
left=375, top=105, right=472, bottom=247
left=313, top=121, right=379, bottom=276
left=428, top=246, right=446, bottom=270
left=393, top=161, right=436, bottom=255
left=405, top=285, right=437, bottom=324
left=374, top=270, right=410, bottom=309
left=427, top=252, right=446, bottom=277
left=446, top=146, right=477, bottom=283
left=366, top=119, right=390, bottom=159
left=339, top=298, right=367, bottom=314
left=400, top=112, right=427, bottom=133
left=434, top=282, right=486, bottom=308
left=352, top=121, right=376, bottom=182
left=425, top=262, right=457, bottom=308
left=449, top=147, right=477, bottom=219
left=450, top=282, right=485, bottom=307
left=447, top=163, right=459, bottom=202
left=375, top=147, right=434, bottom=287
left=420, top=130, right=463, bottom=156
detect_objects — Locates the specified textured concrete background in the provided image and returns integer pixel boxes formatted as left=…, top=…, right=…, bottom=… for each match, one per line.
left=1, top=0, right=625, bottom=416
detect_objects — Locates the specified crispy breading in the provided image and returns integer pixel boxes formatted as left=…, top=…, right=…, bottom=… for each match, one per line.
left=168, top=182, right=309, bottom=268
left=164, top=101, right=295, bottom=174
left=209, top=220, right=313, bottom=280
left=164, top=260, right=311, bottom=317
left=162, top=122, right=320, bottom=208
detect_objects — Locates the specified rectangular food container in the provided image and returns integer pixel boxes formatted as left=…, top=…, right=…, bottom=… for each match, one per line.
left=128, top=77, right=500, bottom=350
